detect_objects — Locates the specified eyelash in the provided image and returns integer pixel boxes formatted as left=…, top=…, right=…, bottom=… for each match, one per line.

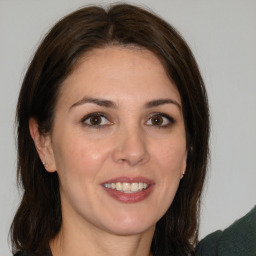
left=146, top=113, right=175, bottom=128
left=81, top=112, right=175, bottom=129
left=81, top=112, right=111, bottom=129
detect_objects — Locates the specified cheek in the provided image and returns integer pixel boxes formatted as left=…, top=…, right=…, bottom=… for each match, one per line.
left=149, top=136, right=186, bottom=220
left=52, top=132, right=112, bottom=178
left=153, top=135, right=186, bottom=197
left=156, top=136, right=187, bottom=173
left=52, top=133, right=113, bottom=209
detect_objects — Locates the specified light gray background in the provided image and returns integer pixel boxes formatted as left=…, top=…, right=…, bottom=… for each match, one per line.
left=1, top=0, right=255, bottom=255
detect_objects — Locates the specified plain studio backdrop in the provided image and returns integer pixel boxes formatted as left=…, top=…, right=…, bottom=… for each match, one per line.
left=0, top=0, right=255, bottom=255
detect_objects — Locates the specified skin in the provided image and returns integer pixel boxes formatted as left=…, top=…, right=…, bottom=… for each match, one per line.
left=30, top=46, right=187, bottom=256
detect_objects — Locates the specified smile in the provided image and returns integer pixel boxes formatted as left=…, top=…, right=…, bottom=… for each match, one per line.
left=101, top=177, right=154, bottom=203
left=103, top=182, right=149, bottom=193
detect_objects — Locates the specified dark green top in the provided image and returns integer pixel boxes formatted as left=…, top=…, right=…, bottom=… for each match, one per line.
left=196, top=205, right=256, bottom=256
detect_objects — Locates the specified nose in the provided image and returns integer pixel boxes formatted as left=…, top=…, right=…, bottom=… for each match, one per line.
left=112, top=127, right=150, bottom=167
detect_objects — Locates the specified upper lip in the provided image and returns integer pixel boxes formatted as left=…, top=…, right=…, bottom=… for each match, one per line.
left=101, top=176, right=154, bottom=185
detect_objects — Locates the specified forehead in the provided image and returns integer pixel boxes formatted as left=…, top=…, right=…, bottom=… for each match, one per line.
left=58, top=46, right=181, bottom=107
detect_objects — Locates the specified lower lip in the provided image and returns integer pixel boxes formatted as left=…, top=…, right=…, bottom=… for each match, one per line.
left=102, top=185, right=154, bottom=203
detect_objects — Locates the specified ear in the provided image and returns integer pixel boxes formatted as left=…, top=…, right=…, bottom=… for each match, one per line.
left=29, top=118, right=57, bottom=172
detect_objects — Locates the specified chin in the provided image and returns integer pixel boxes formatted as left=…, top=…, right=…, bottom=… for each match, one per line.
left=107, top=224, right=155, bottom=236
left=102, top=214, right=157, bottom=236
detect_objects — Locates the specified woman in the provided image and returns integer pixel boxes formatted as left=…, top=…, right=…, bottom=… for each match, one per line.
left=11, top=3, right=209, bottom=256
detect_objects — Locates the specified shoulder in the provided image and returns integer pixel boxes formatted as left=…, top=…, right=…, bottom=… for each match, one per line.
left=196, top=205, right=256, bottom=256
left=195, top=230, right=223, bottom=256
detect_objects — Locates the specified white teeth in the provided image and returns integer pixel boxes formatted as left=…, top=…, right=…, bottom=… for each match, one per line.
left=131, top=182, right=138, bottom=192
left=138, top=182, right=144, bottom=190
left=103, top=182, right=149, bottom=193
left=123, top=182, right=130, bottom=192
left=116, top=182, right=122, bottom=191
left=105, top=184, right=111, bottom=188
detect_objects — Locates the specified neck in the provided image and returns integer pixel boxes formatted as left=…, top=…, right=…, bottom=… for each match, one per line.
left=50, top=215, right=155, bottom=256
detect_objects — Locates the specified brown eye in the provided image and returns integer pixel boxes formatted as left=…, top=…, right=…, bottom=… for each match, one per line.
left=90, top=115, right=102, bottom=125
left=82, top=113, right=111, bottom=127
left=151, top=115, right=163, bottom=126
left=146, top=113, right=175, bottom=127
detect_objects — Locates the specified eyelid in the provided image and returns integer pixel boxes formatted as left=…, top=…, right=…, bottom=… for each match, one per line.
left=145, top=112, right=175, bottom=127
left=81, top=112, right=112, bottom=127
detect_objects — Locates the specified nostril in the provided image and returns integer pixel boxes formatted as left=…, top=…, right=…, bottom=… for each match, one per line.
left=112, top=132, right=150, bottom=166
left=114, top=153, right=149, bottom=167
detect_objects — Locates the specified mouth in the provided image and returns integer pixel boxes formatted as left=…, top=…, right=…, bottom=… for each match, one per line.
left=103, top=182, right=149, bottom=193
left=101, top=177, right=154, bottom=203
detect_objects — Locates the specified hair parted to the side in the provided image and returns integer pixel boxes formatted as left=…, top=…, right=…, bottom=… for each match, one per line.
left=11, top=3, right=209, bottom=256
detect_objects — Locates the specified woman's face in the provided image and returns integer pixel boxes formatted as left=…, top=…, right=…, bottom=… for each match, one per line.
left=44, top=46, right=187, bottom=236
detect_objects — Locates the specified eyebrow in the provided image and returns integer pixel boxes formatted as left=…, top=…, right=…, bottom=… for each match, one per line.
left=145, top=99, right=181, bottom=110
left=70, top=97, right=117, bottom=110
left=69, top=97, right=181, bottom=110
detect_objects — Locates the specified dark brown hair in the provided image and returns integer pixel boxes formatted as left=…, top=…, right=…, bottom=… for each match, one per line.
left=11, top=3, right=209, bottom=256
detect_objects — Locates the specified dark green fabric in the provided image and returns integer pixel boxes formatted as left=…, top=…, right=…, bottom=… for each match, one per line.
left=196, top=205, right=256, bottom=256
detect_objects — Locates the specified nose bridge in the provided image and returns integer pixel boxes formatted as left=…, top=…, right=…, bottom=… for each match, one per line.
left=112, top=122, right=149, bottom=166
